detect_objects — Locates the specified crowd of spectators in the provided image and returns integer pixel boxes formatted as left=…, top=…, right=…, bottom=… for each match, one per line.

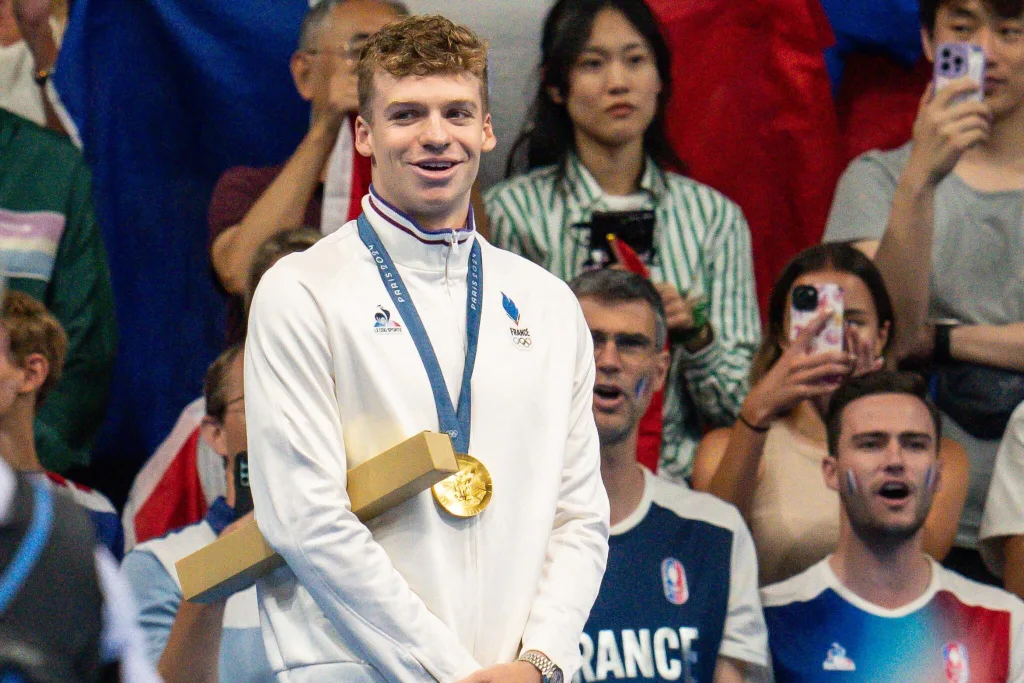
left=1, top=0, right=1023, bottom=679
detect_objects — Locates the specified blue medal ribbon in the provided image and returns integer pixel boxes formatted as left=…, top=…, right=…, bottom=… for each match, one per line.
left=357, top=214, right=482, bottom=454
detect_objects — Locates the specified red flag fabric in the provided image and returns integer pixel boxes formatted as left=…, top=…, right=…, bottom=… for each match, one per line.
left=649, top=0, right=844, bottom=317
left=835, top=53, right=930, bottom=164
left=636, top=391, right=665, bottom=472
left=608, top=236, right=662, bottom=472
left=347, top=118, right=373, bottom=223
left=121, top=398, right=226, bottom=551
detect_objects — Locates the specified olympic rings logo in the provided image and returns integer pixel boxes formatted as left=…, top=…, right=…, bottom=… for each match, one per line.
left=513, top=336, right=533, bottom=348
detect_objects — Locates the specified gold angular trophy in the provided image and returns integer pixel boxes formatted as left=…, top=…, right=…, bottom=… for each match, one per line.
left=176, top=431, right=460, bottom=603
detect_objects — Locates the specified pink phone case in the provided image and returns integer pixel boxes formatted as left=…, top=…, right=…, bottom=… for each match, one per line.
left=934, top=43, right=985, bottom=102
left=790, top=284, right=844, bottom=354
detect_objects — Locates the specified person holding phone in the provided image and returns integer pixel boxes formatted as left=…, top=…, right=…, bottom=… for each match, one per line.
left=485, top=0, right=760, bottom=482
left=824, top=0, right=1024, bottom=584
left=121, top=344, right=274, bottom=683
left=691, top=244, right=970, bottom=586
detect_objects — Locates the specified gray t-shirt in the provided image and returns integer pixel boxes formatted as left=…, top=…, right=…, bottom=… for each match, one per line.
left=824, top=141, right=1024, bottom=549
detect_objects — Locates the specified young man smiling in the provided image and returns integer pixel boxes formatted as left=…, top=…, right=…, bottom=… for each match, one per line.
left=761, top=372, right=1024, bottom=682
left=245, top=15, right=609, bottom=683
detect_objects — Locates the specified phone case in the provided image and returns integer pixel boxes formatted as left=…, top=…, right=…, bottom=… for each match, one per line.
left=234, top=452, right=254, bottom=517
left=934, top=43, right=985, bottom=102
left=790, top=284, right=844, bottom=354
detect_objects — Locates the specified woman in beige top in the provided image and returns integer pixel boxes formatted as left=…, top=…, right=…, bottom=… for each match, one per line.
left=692, top=244, right=969, bottom=586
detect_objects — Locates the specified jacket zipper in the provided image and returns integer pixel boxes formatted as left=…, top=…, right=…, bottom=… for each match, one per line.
left=444, top=228, right=479, bottom=651
left=444, top=230, right=468, bottom=355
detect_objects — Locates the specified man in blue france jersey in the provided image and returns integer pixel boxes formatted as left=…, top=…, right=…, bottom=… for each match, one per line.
left=571, top=269, right=768, bottom=683
left=761, top=371, right=1024, bottom=682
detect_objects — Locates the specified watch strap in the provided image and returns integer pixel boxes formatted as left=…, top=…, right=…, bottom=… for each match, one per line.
left=518, top=650, right=562, bottom=683
left=934, top=323, right=955, bottom=364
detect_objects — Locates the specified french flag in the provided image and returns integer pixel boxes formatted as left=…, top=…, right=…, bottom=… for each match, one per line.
left=121, top=398, right=226, bottom=552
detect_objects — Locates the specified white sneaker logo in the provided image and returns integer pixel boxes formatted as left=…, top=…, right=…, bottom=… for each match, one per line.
left=823, top=643, right=856, bottom=671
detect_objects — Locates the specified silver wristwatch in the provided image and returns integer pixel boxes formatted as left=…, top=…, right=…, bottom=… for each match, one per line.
left=518, top=650, right=563, bottom=683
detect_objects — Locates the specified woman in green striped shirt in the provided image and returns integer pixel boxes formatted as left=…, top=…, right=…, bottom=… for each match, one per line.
left=485, top=0, right=761, bottom=481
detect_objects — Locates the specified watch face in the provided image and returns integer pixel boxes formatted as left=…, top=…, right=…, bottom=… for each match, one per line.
left=550, top=671, right=564, bottom=683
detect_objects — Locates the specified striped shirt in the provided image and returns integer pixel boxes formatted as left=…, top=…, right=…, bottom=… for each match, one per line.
left=485, top=154, right=760, bottom=479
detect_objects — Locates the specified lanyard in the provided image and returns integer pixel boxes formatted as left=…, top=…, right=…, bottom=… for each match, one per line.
left=357, top=214, right=482, bottom=453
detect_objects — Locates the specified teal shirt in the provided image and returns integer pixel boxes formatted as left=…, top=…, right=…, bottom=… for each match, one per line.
left=0, top=109, right=117, bottom=471
left=486, top=156, right=760, bottom=479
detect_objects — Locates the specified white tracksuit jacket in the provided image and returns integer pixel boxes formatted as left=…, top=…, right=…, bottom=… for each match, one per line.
left=245, top=191, right=610, bottom=683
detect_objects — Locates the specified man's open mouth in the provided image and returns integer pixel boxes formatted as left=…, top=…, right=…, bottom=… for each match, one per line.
left=877, top=481, right=911, bottom=501
left=594, top=384, right=624, bottom=401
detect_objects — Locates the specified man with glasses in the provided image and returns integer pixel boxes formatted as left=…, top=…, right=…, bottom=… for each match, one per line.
left=570, top=269, right=768, bottom=683
left=121, top=344, right=275, bottom=683
left=208, top=0, right=406, bottom=340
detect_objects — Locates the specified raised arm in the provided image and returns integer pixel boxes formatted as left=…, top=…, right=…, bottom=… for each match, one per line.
left=209, top=120, right=339, bottom=295
left=13, top=0, right=70, bottom=136
left=210, top=52, right=351, bottom=295
left=858, top=81, right=990, bottom=359
left=692, top=312, right=853, bottom=516
left=245, top=265, right=481, bottom=682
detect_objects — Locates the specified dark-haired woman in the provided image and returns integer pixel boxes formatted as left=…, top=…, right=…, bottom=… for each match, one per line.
left=692, top=244, right=969, bottom=586
left=485, top=0, right=760, bottom=481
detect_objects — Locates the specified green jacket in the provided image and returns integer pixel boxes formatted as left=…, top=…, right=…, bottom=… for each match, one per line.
left=0, top=109, right=117, bottom=471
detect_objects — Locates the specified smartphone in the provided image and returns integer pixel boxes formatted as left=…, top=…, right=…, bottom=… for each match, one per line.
left=790, top=284, right=844, bottom=353
left=233, top=451, right=254, bottom=517
left=934, top=43, right=985, bottom=102
left=586, top=210, right=656, bottom=268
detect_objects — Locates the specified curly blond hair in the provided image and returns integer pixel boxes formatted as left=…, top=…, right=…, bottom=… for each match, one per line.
left=1, top=291, right=68, bottom=407
left=357, top=14, right=489, bottom=118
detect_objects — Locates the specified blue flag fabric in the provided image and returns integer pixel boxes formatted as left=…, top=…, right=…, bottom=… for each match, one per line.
left=819, top=0, right=924, bottom=88
left=53, top=0, right=312, bottom=500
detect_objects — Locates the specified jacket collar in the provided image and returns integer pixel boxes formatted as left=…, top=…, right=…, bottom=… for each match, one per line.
left=361, top=186, right=476, bottom=273
left=560, top=152, right=667, bottom=212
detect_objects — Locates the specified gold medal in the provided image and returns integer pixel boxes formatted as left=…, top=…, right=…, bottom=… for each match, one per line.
left=432, top=454, right=492, bottom=517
